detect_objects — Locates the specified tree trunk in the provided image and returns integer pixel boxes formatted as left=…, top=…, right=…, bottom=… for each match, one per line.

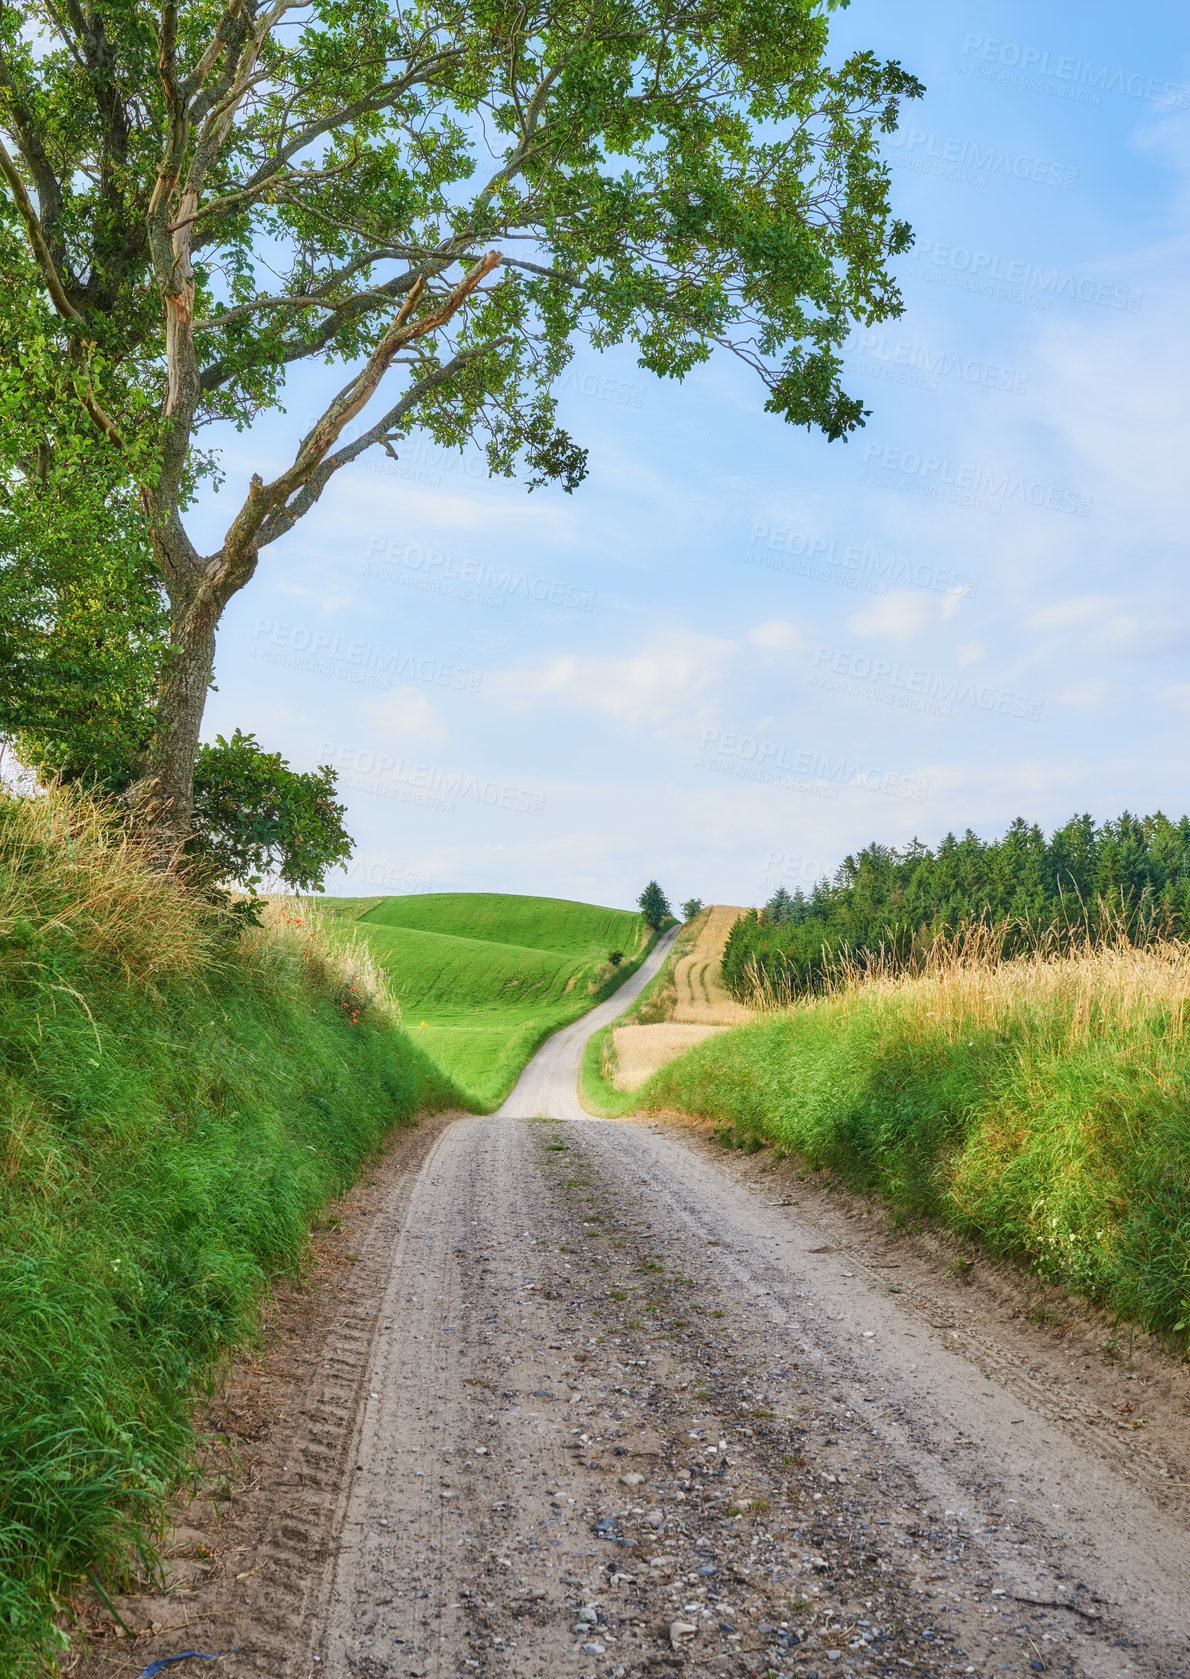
left=130, top=593, right=218, bottom=865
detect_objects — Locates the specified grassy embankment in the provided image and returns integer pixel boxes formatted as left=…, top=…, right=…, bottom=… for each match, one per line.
left=0, top=791, right=459, bottom=1676
left=320, top=891, right=651, bottom=1109
left=639, top=935, right=1190, bottom=1339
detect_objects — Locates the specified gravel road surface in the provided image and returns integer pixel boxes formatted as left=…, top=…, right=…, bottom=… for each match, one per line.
left=78, top=934, right=1190, bottom=1679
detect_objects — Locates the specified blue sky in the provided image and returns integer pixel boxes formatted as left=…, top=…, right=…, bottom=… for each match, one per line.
left=190, top=0, right=1190, bottom=911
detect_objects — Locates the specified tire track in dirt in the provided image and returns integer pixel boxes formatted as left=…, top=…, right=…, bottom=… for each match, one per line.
left=303, top=1111, right=1190, bottom=1679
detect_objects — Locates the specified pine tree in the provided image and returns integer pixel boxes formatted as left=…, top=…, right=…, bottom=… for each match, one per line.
left=763, top=885, right=795, bottom=924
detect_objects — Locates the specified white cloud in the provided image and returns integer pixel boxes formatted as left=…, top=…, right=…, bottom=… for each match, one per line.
left=957, top=641, right=985, bottom=668
left=1026, top=595, right=1119, bottom=631
left=359, top=686, right=448, bottom=742
left=1025, top=594, right=1190, bottom=657
left=1053, top=679, right=1110, bottom=708
left=847, top=586, right=966, bottom=641
left=1023, top=272, right=1190, bottom=543
left=748, top=620, right=809, bottom=651
left=488, top=631, right=737, bottom=731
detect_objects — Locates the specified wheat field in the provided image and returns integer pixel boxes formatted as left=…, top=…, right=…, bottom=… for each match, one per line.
left=670, top=903, right=754, bottom=1024
left=611, top=1021, right=728, bottom=1089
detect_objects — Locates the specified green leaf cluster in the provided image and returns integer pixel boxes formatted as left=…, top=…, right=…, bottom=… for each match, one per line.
left=189, top=729, right=354, bottom=892
left=1, top=0, right=923, bottom=483
left=0, top=0, right=922, bottom=824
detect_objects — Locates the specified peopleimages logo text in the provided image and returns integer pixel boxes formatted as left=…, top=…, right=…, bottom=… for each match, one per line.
left=365, top=537, right=596, bottom=612
left=811, top=648, right=1043, bottom=722
left=748, top=524, right=977, bottom=598
left=699, top=729, right=929, bottom=803
left=890, top=127, right=1077, bottom=190
left=960, top=34, right=1190, bottom=109
left=913, top=238, right=1141, bottom=314
left=252, top=619, right=482, bottom=691
left=323, top=743, right=546, bottom=817
left=761, top=850, right=827, bottom=886
left=861, top=443, right=1092, bottom=518
left=848, top=331, right=1028, bottom=397
left=339, top=857, right=434, bottom=893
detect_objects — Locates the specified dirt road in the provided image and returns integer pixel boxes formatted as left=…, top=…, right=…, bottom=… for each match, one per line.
left=84, top=934, right=1190, bottom=1679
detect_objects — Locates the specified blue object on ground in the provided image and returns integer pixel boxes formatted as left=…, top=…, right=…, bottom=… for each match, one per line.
left=135, top=1652, right=238, bottom=1677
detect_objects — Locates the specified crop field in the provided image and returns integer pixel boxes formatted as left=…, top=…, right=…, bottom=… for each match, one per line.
left=670, top=903, right=754, bottom=1024
left=578, top=903, right=751, bottom=1112
left=319, top=892, right=648, bottom=1108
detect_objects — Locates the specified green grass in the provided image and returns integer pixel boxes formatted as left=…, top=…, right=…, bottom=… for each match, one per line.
left=319, top=892, right=651, bottom=1109
left=0, top=792, right=458, bottom=1675
left=641, top=941, right=1190, bottom=1342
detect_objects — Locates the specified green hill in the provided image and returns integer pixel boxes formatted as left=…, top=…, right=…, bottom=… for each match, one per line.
left=319, top=892, right=649, bottom=1108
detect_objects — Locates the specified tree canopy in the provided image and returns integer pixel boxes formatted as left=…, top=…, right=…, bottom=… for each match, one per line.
left=726, top=812, right=1190, bottom=1001
left=190, top=729, right=353, bottom=890
left=0, top=0, right=922, bottom=844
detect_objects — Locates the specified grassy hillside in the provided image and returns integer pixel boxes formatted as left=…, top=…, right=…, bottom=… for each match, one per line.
left=642, top=937, right=1190, bottom=1339
left=0, top=791, right=458, bottom=1677
left=322, top=892, right=649, bottom=1109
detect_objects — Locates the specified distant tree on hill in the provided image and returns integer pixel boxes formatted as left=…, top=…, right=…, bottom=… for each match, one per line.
left=608, top=950, right=624, bottom=967
left=638, top=881, right=672, bottom=931
left=681, top=898, right=705, bottom=921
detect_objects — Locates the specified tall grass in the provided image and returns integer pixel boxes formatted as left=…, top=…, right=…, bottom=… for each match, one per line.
left=0, top=789, right=458, bottom=1675
left=644, top=929, right=1190, bottom=1338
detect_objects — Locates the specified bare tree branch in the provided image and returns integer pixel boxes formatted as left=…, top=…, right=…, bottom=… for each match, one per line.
left=0, top=50, right=69, bottom=263
left=179, top=0, right=251, bottom=102
left=220, top=249, right=501, bottom=569
left=192, top=248, right=415, bottom=329
left=257, top=337, right=508, bottom=544
left=166, top=148, right=364, bottom=233
left=232, top=47, right=463, bottom=202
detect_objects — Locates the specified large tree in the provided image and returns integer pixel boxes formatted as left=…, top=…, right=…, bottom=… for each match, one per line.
left=0, top=0, right=921, bottom=854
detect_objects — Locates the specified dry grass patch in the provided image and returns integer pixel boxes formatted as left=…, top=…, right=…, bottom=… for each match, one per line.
left=611, top=1022, right=729, bottom=1090
left=0, top=785, right=215, bottom=983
